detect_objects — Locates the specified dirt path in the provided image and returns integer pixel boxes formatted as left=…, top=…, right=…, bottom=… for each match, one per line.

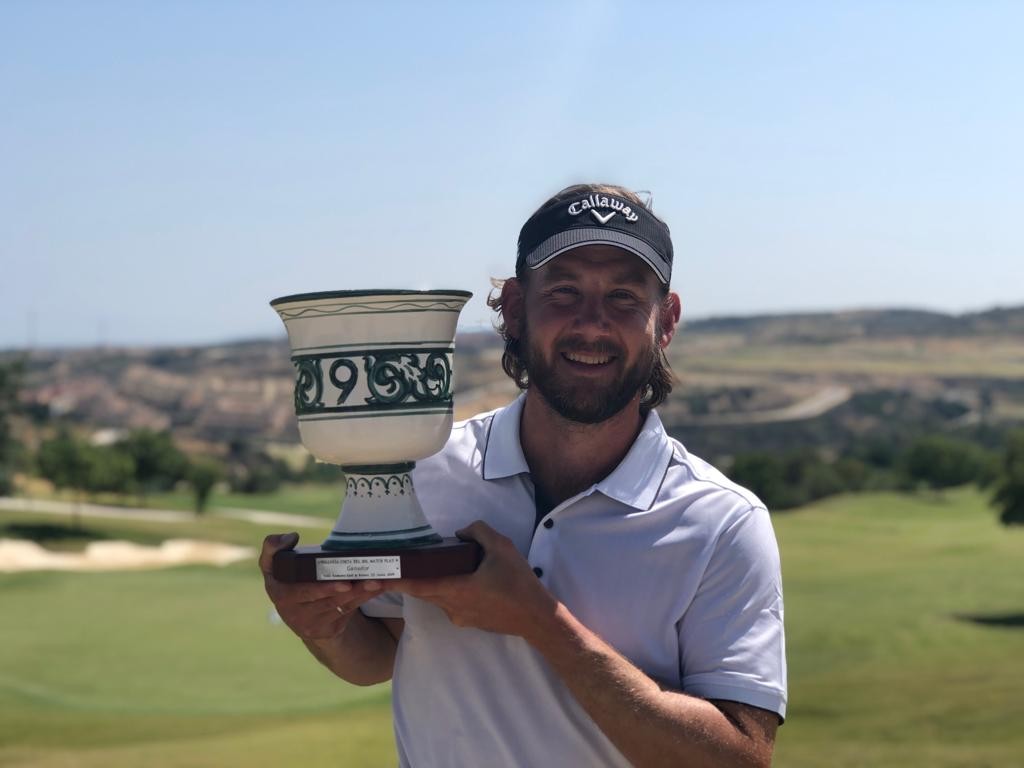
left=0, top=496, right=325, bottom=528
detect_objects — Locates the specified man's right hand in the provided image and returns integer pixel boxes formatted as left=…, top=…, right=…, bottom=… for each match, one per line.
left=258, top=532, right=383, bottom=641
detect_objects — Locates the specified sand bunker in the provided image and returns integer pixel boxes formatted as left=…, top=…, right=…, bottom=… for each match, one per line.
left=0, top=538, right=254, bottom=573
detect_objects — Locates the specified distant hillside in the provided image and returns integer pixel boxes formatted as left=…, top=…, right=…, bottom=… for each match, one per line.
left=5, top=304, right=1023, bottom=456
left=685, top=305, right=1024, bottom=343
left=4, top=331, right=512, bottom=447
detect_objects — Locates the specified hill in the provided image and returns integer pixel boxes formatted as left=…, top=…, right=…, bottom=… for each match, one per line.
left=4, top=305, right=1023, bottom=462
left=686, top=305, right=1024, bottom=342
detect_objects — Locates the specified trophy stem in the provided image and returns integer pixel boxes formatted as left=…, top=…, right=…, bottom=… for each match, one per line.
left=322, top=462, right=443, bottom=550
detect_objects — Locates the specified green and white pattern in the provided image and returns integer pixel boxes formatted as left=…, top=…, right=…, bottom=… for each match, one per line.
left=291, top=346, right=454, bottom=421
left=323, top=463, right=442, bottom=549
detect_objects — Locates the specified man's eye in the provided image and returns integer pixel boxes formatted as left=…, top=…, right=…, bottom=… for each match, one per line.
left=610, top=291, right=637, bottom=302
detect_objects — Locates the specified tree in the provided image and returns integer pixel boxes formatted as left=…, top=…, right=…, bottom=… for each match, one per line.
left=82, top=446, right=135, bottom=496
left=117, top=429, right=188, bottom=500
left=38, top=430, right=136, bottom=497
left=37, top=428, right=93, bottom=529
left=0, top=359, right=24, bottom=495
left=902, top=435, right=990, bottom=490
left=834, top=457, right=869, bottom=492
left=299, top=454, right=343, bottom=483
left=729, top=450, right=850, bottom=511
left=993, top=430, right=1024, bottom=526
left=186, top=457, right=223, bottom=516
left=224, top=439, right=286, bottom=494
left=37, top=428, right=91, bottom=493
left=728, top=453, right=789, bottom=510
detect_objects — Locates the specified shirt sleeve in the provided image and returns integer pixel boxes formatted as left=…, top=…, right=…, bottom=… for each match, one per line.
left=359, top=591, right=404, bottom=619
left=678, top=505, right=787, bottom=720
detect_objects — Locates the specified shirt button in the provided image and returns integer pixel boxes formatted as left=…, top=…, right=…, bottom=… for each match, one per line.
left=542, top=519, right=554, bottom=529
left=533, top=567, right=544, bottom=578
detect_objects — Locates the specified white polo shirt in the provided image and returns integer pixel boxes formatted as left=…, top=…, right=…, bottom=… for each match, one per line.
left=363, top=395, right=787, bottom=768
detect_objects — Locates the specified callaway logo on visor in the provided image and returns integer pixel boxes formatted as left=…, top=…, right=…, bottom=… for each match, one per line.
left=567, top=194, right=641, bottom=224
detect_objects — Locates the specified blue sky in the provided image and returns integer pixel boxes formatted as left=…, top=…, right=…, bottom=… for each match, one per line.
left=2, top=1, right=1021, bottom=348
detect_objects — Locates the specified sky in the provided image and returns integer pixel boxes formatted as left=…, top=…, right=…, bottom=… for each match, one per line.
left=2, top=0, right=1022, bottom=348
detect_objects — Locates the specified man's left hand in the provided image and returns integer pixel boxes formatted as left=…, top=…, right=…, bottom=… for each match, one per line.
left=384, top=520, right=558, bottom=638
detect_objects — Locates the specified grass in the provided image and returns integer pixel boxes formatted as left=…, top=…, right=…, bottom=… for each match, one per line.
left=772, top=487, right=1024, bottom=767
left=0, top=560, right=397, bottom=767
left=23, top=482, right=346, bottom=520
left=2, top=486, right=1023, bottom=766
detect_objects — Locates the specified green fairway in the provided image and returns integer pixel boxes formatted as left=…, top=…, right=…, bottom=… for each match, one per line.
left=0, top=561, right=397, bottom=767
left=772, top=487, right=1024, bottom=767
left=152, top=483, right=345, bottom=519
left=2, top=486, right=1023, bottom=766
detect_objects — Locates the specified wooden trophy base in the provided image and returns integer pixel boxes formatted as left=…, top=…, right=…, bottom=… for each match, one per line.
left=272, top=537, right=483, bottom=583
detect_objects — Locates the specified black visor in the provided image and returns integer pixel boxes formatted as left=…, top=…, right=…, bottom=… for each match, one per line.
left=516, top=192, right=673, bottom=284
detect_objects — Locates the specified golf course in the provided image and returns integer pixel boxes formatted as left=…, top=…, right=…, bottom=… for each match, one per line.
left=1, top=484, right=1022, bottom=767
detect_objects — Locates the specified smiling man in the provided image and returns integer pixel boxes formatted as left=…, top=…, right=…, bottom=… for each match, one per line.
left=261, top=183, right=787, bottom=767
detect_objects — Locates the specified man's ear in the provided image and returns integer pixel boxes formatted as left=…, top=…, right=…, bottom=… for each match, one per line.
left=501, top=278, right=525, bottom=339
left=658, top=292, right=682, bottom=349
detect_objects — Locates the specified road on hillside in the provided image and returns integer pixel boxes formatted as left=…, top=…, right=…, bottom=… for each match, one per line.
left=667, top=385, right=853, bottom=427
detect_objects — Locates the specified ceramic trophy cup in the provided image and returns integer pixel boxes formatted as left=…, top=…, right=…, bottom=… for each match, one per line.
left=269, top=289, right=481, bottom=582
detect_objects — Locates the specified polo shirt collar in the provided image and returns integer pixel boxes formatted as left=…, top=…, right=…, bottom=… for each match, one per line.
left=481, top=394, right=530, bottom=480
left=481, top=394, right=675, bottom=511
left=594, top=408, right=674, bottom=511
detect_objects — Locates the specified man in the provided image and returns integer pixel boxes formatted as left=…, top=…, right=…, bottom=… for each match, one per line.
left=261, top=183, right=787, bottom=767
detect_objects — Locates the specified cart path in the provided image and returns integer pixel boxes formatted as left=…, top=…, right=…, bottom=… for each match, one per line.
left=0, top=496, right=325, bottom=528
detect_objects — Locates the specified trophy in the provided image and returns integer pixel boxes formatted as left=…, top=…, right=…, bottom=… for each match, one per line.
left=269, top=289, right=482, bottom=582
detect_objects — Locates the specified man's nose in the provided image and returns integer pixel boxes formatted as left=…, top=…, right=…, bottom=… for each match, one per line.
left=572, top=296, right=609, bottom=336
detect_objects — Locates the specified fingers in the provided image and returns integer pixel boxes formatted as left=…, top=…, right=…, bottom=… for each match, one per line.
left=455, top=520, right=494, bottom=544
left=268, top=579, right=349, bottom=604
left=282, top=600, right=351, bottom=640
left=455, top=520, right=514, bottom=554
left=384, top=575, right=456, bottom=598
left=334, top=590, right=382, bottom=614
left=266, top=575, right=388, bottom=606
left=275, top=588, right=382, bottom=640
left=258, top=532, right=299, bottom=575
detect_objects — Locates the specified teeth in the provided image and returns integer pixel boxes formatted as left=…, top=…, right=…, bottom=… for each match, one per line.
left=565, top=352, right=612, bottom=365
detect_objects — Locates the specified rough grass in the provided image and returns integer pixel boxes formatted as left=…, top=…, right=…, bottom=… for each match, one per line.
left=2, top=486, right=1023, bottom=767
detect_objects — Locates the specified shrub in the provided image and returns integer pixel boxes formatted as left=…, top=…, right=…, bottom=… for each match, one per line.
left=993, top=431, right=1024, bottom=526
left=902, top=435, right=992, bottom=490
left=117, top=429, right=188, bottom=495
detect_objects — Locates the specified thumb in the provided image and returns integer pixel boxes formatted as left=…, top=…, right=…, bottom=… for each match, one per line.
left=455, top=520, right=500, bottom=548
left=259, top=532, right=299, bottom=575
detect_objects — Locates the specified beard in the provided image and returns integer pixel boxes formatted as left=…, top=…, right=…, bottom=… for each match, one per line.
left=520, top=318, right=658, bottom=425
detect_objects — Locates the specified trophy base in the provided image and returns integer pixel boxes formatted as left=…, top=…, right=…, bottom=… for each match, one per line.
left=272, top=537, right=483, bottom=583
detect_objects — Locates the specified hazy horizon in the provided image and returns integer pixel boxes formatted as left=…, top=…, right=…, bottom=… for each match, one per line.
left=4, top=298, right=1020, bottom=354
